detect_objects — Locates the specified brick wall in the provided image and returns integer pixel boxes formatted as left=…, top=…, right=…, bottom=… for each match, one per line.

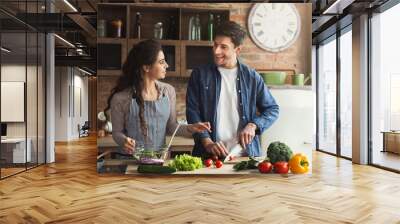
left=97, top=76, right=188, bottom=124
left=97, top=3, right=311, bottom=125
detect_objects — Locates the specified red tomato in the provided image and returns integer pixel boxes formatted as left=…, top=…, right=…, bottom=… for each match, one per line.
left=215, top=160, right=223, bottom=168
left=258, top=161, right=273, bottom=173
left=211, top=155, right=219, bottom=161
left=273, top=161, right=289, bottom=174
left=204, top=159, right=213, bottom=167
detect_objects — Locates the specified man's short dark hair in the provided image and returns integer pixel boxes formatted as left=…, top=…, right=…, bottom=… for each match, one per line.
left=215, top=21, right=247, bottom=47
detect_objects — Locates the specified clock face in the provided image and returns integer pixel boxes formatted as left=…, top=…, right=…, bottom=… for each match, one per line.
left=248, top=3, right=301, bottom=52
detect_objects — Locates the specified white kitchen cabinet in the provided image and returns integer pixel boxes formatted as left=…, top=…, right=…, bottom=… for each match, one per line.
left=1, top=138, right=32, bottom=163
left=261, top=88, right=315, bottom=171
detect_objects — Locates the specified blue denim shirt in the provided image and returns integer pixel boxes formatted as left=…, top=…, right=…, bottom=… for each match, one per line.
left=186, top=60, right=279, bottom=157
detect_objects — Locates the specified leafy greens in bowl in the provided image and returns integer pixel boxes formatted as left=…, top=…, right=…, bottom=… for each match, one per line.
left=133, top=148, right=169, bottom=165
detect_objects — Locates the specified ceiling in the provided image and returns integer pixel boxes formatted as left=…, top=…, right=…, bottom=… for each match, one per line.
left=1, top=0, right=99, bottom=72
left=0, top=0, right=395, bottom=73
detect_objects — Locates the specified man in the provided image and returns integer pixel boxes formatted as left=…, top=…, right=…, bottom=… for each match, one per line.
left=186, top=21, right=279, bottom=158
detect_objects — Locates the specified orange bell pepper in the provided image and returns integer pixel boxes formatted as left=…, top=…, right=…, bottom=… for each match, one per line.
left=289, top=153, right=309, bottom=174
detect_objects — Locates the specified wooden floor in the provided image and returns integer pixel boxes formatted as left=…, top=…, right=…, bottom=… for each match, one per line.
left=1, top=167, right=26, bottom=178
left=1, top=136, right=400, bottom=223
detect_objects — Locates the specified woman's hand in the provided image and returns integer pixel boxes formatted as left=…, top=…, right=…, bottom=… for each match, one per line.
left=187, top=122, right=211, bottom=133
left=123, top=137, right=136, bottom=154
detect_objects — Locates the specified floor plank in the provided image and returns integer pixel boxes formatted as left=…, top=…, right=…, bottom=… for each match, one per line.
left=0, top=135, right=400, bottom=223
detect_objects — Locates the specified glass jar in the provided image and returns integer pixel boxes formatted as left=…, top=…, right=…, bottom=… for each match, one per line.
left=97, top=19, right=106, bottom=37
left=154, top=22, right=163, bottom=40
left=111, top=19, right=123, bottom=38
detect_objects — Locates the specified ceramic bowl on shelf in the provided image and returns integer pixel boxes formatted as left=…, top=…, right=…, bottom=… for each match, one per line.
left=260, top=72, right=287, bottom=85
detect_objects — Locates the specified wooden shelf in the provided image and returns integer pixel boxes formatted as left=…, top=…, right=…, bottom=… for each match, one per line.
left=128, top=39, right=180, bottom=46
left=97, top=37, right=127, bottom=43
left=97, top=70, right=122, bottom=77
left=181, top=40, right=213, bottom=46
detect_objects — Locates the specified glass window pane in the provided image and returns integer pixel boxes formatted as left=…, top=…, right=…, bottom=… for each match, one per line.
left=318, top=37, right=337, bottom=154
left=38, top=32, right=45, bottom=165
left=27, top=31, right=38, bottom=169
left=340, top=29, right=352, bottom=158
left=0, top=1, right=46, bottom=179
left=371, top=3, right=400, bottom=171
left=1, top=32, right=27, bottom=177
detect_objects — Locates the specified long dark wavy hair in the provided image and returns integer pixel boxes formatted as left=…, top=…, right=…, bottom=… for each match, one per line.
left=104, top=39, right=162, bottom=136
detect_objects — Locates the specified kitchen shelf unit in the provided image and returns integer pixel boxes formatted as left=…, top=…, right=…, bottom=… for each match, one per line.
left=97, top=3, right=230, bottom=77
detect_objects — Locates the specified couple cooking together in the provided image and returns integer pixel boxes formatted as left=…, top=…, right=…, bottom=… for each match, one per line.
left=105, top=21, right=279, bottom=159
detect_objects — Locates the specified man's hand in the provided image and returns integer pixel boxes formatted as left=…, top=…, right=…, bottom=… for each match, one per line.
left=187, top=122, right=211, bottom=133
left=201, top=138, right=228, bottom=158
left=239, top=123, right=257, bottom=149
left=123, top=137, right=136, bottom=154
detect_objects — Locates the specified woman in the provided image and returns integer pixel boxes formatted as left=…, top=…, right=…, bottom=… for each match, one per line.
left=104, top=39, right=210, bottom=154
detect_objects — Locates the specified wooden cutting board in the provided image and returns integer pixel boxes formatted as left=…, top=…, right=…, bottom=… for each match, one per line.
left=125, top=163, right=262, bottom=175
left=125, top=157, right=272, bottom=175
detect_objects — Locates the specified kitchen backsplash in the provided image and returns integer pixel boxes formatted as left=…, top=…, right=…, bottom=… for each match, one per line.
left=164, top=77, right=188, bottom=121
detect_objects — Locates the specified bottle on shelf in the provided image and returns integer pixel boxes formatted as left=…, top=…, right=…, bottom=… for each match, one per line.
left=207, top=13, right=214, bottom=41
left=135, top=12, right=142, bottom=39
left=188, top=16, right=195, bottom=40
left=195, top=14, right=201, bottom=40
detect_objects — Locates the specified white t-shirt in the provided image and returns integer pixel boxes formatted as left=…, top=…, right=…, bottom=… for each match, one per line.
left=216, top=66, right=240, bottom=151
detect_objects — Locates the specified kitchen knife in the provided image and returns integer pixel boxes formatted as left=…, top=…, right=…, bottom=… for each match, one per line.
left=224, top=143, right=244, bottom=163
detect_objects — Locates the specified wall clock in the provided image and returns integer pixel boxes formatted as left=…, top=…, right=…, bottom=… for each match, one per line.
left=248, top=3, right=301, bottom=52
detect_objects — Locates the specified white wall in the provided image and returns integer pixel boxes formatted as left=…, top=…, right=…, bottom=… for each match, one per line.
left=1, top=65, right=36, bottom=137
left=55, top=66, right=69, bottom=141
left=261, top=89, right=314, bottom=172
left=71, top=71, right=89, bottom=138
left=54, top=67, right=89, bottom=141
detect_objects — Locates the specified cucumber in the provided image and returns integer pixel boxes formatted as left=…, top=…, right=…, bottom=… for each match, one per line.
left=137, top=165, right=176, bottom=174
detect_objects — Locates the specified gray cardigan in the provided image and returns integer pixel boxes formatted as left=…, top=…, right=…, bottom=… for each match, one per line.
left=110, top=81, right=191, bottom=147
